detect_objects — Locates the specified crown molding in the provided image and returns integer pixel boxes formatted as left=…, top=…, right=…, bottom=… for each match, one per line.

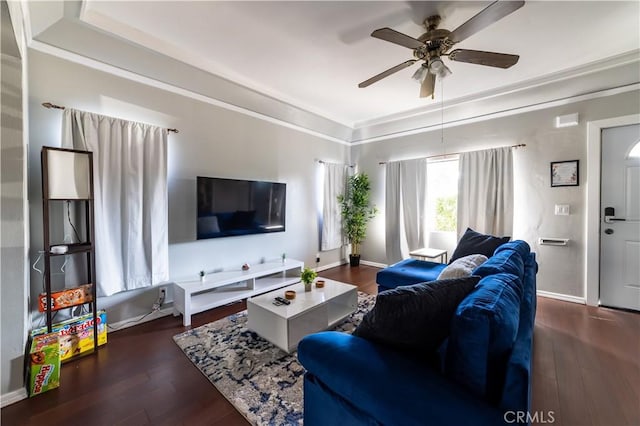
left=77, top=5, right=353, bottom=129
left=29, top=40, right=352, bottom=146
left=23, top=2, right=640, bottom=146
left=354, top=50, right=640, bottom=130
left=351, top=83, right=640, bottom=145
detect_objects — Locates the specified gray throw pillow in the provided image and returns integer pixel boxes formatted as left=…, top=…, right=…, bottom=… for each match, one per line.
left=353, top=276, right=481, bottom=354
left=438, top=254, right=488, bottom=280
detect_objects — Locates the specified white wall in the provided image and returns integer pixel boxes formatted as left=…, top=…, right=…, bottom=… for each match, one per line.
left=27, top=50, right=349, bottom=325
left=1, top=0, right=29, bottom=403
left=353, top=90, right=640, bottom=298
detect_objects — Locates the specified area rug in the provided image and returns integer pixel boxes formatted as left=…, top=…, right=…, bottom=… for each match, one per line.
left=173, top=291, right=376, bottom=425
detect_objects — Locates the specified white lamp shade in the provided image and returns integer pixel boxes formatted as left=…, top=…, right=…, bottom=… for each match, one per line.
left=46, top=149, right=91, bottom=199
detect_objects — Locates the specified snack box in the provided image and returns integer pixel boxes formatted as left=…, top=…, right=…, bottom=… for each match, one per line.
left=28, top=332, right=60, bottom=397
left=38, top=284, right=93, bottom=312
left=32, top=310, right=107, bottom=361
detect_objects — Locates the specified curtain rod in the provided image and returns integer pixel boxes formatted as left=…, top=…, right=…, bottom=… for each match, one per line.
left=42, top=102, right=179, bottom=133
left=316, top=159, right=355, bottom=168
left=378, top=144, right=526, bottom=165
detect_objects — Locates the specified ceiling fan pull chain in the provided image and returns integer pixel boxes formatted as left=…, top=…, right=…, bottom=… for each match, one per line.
left=440, top=79, right=445, bottom=154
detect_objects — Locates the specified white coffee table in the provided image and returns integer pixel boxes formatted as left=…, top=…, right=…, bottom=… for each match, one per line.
left=247, top=278, right=358, bottom=353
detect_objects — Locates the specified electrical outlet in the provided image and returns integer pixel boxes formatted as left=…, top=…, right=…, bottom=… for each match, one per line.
left=153, top=286, right=167, bottom=311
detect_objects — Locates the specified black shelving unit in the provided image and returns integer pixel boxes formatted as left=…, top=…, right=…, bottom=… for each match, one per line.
left=41, top=146, right=99, bottom=355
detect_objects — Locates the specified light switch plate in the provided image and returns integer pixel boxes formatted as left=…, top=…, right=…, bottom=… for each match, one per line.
left=555, top=204, right=570, bottom=215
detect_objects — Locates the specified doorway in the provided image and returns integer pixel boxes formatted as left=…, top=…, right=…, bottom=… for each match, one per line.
left=599, top=125, right=640, bottom=310
left=586, top=114, right=640, bottom=307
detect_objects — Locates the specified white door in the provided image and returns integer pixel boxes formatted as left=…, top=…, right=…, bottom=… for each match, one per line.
left=600, top=124, right=640, bottom=310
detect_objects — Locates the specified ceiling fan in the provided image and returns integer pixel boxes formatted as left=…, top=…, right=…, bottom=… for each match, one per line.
left=358, top=1, right=525, bottom=99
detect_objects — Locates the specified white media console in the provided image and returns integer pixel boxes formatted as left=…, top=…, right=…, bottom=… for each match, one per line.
left=173, top=259, right=304, bottom=326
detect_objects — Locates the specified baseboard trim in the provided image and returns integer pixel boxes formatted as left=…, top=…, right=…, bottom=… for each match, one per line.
left=107, top=306, right=174, bottom=332
left=1, top=387, right=28, bottom=408
left=537, top=290, right=585, bottom=304
left=316, top=261, right=346, bottom=272
left=316, top=259, right=386, bottom=270
left=360, top=260, right=387, bottom=268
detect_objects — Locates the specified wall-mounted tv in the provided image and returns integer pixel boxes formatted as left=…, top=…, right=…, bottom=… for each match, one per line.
left=197, top=176, right=286, bottom=240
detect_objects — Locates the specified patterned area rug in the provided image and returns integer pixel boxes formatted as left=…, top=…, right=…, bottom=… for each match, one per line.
left=173, top=291, right=376, bottom=426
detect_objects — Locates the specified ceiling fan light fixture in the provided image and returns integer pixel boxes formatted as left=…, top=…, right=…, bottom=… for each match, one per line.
left=411, top=64, right=429, bottom=83
left=428, top=57, right=444, bottom=73
left=428, top=57, right=452, bottom=79
left=437, top=63, right=452, bottom=79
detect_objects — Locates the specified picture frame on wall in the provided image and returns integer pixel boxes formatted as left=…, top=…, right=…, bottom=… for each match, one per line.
left=550, top=160, right=579, bottom=187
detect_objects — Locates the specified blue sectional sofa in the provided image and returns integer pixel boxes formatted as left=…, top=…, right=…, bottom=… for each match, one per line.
left=298, top=240, right=537, bottom=426
left=376, top=258, right=447, bottom=291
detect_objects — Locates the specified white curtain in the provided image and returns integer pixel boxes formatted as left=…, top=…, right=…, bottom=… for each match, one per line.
left=385, top=161, right=402, bottom=263
left=385, top=158, right=427, bottom=264
left=457, top=147, right=513, bottom=238
left=62, top=109, right=169, bottom=296
left=401, top=159, right=427, bottom=251
left=320, top=162, right=348, bottom=251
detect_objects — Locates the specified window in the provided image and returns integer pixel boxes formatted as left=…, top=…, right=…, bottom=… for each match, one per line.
left=426, top=158, right=459, bottom=232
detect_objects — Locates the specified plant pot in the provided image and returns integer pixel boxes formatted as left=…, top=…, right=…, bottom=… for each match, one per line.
left=303, top=282, right=312, bottom=292
left=349, top=254, right=361, bottom=267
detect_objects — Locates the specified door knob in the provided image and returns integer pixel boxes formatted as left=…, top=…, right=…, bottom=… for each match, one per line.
left=604, top=228, right=614, bottom=235
left=604, top=206, right=626, bottom=223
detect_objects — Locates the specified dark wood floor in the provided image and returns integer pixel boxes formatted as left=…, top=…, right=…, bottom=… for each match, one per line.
left=2, top=264, right=638, bottom=426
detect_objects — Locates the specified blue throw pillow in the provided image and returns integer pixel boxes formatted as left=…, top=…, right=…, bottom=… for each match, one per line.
left=450, top=228, right=510, bottom=263
left=353, top=276, right=481, bottom=354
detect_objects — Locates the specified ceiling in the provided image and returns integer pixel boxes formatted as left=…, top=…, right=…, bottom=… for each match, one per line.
left=23, top=1, right=640, bottom=141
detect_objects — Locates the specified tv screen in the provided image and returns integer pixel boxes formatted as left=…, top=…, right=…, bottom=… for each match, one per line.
left=197, top=176, right=286, bottom=240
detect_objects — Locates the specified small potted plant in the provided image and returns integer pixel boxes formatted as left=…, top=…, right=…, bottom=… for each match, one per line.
left=338, top=173, right=378, bottom=267
left=300, top=267, right=317, bottom=292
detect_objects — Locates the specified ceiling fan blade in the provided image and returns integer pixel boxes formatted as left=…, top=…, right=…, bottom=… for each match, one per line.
left=448, top=49, right=519, bottom=68
left=358, top=60, right=418, bottom=88
left=447, top=1, right=525, bottom=44
left=371, top=27, right=425, bottom=50
left=420, top=72, right=436, bottom=98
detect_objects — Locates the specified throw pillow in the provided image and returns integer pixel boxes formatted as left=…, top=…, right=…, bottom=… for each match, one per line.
left=438, top=254, right=488, bottom=280
left=449, top=228, right=510, bottom=263
left=353, top=276, right=481, bottom=353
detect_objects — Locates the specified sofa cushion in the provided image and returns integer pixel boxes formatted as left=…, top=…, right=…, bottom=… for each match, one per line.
left=473, top=249, right=524, bottom=281
left=500, top=252, right=537, bottom=412
left=298, top=332, right=506, bottom=426
left=450, top=228, right=510, bottom=263
left=438, top=254, right=488, bottom=280
left=494, top=240, right=531, bottom=259
left=376, top=258, right=447, bottom=290
left=445, top=273, right=522, bottom=403
left=354, top=276, right=480, bottom=354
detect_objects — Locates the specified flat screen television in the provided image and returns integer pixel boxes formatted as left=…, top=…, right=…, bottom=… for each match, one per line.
left=197, top=176, right=286, bottom=240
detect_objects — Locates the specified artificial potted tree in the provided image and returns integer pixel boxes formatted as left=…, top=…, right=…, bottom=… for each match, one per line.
left=338, top=173, right=378, bottom=267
